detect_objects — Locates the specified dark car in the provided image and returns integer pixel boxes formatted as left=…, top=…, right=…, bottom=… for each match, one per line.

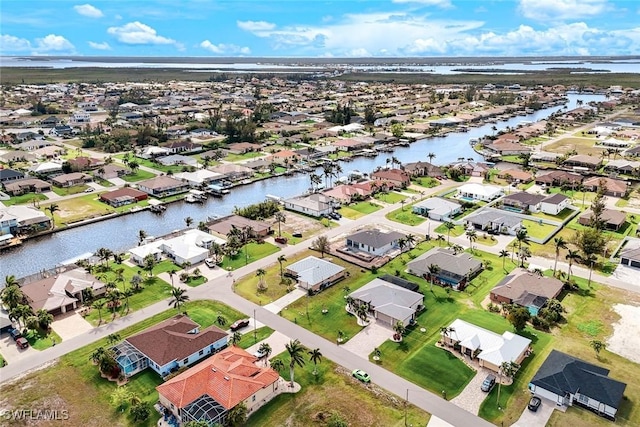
left=230, top=318, right=250, bottom=331
left=480, top=374, right=496, bottom=392
left=8, top=328, right=22, bottom=341
left=528, top=396, right=542, bottom=412
left=16, top=337, right=29, bottom=349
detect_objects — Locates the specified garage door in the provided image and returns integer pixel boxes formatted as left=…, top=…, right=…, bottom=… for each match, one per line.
left=631, top=260, right=640, bottom=269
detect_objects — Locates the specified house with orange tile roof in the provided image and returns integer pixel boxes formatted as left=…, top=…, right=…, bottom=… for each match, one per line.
left=156, top=346, right=280, bottom=426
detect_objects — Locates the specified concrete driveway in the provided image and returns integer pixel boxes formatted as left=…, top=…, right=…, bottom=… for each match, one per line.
left=245, top=331, right=291, bottom=360
left=512, top=396, right=557, bottom=427
left=0, top=332, right=35, bottom=364
left=450, top=368, right=490, bottom=415
left=612, top=265, right=640, bottom=288
left=51, top=311, right=94, bottom=341
left=341, top=321, right=391, bottom=360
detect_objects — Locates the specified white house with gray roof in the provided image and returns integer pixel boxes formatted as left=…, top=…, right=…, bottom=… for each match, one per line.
left=465, top=209, right=523, bottom=235
left=284, top=193, right=334, bottom=218
left=345, top=229, right=405, bottom=257
left=285, top=256, right=346, bottom=293
left=407, top=247, right=482, bottom=290
left=349, top=278, right=423, bottom=327
left=412, top=197, right=462, bottom=221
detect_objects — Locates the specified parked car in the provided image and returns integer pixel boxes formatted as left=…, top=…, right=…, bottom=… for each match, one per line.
left=528, top=396, right=542, bottom=412
left=84, top=187, right=94, bottom=193
left=292, top=232, right=303, bottom=238
left=16, top=337, right=29, bottom=349
left=253, top=349, right=266, bottom=358
left=8, top=328, right=22, bottom=341
left=481, top=374, right=496, bottom=392
left=352, top=369, right=371, bottom=383
left=230, top=318, right=250, bottom=331
left=204, top=258, right=216, bottom=268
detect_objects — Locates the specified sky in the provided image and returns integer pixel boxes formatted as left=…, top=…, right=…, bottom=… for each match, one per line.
left=1, top=0, right=639, bottom=57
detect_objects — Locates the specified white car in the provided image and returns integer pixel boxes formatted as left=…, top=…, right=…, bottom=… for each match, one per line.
left=204, top=258, right=216, bottom=268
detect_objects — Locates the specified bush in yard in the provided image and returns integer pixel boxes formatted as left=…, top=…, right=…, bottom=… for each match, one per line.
left=532, top=316, right=550, bottom=331
left=130, top=402, right=150, bottom=422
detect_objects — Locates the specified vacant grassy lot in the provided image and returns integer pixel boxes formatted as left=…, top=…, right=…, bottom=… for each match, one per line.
left=219, top=241, right=280, bottom=271
left=386, top=206, right=428, bottom=226
left=338, top=201, right=382, bottom=219
left=120, top=169, right=156, bottom=182
left=434, top=223, right=465, bottom=238
left=412, top=177, right=440, bottom=188
left=545, top=137, right=603, bottom=156
left=51, top=184, right=89, bottom=196
left=374, top=191, right=408, bottom=204
left=42, top=195, right=149, bottom=226
left=0, top=301, right=242, bottom=427
left=250, top=351, right=430, bottom=427
left=224, top=151, right=264, bottom=162
left=522, top=219, right=558, bottom=240
left=3, top=192, right=48, bottom=206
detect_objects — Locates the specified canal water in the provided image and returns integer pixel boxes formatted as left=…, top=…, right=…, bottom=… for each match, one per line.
left=0, top=94, right=606, bottom=277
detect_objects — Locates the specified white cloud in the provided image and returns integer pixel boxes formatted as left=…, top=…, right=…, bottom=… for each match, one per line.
left=519, top=0, right=609, bottom=22
left=73, top=4, right=104, bottom=18
left=0, top=34, right=32, bottom=52
left=107, top=21, right=177, bottom=45
left=34, top=34, right=75, bottom=52
left=237, top=20, right=276, bottom=31
left=88, top=41, right=111, bottom=50
left=392, top=0, right=452, bottom=7
left=200, top=40, right=250, bottom=55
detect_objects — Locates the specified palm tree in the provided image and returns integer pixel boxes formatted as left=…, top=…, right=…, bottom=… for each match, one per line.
left=270, top=358, right=284, bottom=372
left=308, top=348, right=323, bottom=375
left=435, top=235, right=445, bottom=247
left=405, top=234, right=417, bottom=248
left=106, top=289, right=121, bottom=317
left=427, top=152, right=436, bottom=164
left=106, top=333, right=121, bottom=346
left=143, top=254, right=157, bottom=277
left=584, top=253, right=597, bottom=288
left=497, top=361, right=520, bottom=406
left=184, top=216, right=194, bottom=228
left=355, top=303, right=369, bottom=323
left=439, top=326, right=455, bottom=345
left=311, top=235, right=330, bottom=258
left=122, top=288, right=134, bottom=314
left=518, top=246, right=531, bottom=268
left=427, top=264, right=440, bottom=292
left=393, top=321, right=405, bottom=341
left=398, top=237, right=407, bottom=253
left=443, top=221, right=455, bottom=244
left=566, top=249, right=581, bottom=280
left=466, top=229, right=477, bottom=251
left=216, top=315, right=227, bottom=327
left=515, top=228, right=529, bottom=251
left=553, top=236, right=568, bottom=276
left=256, top=268, right=267, bottom=291
left=36, top=309, right=53, bottom=330
left=277, top=255, right=287, bottom=279
left=285, top=339, right=306, bottom=386
left=168, top=269, right=176, bottom=287
left=274, top=212, right=286, bottom=237
left=169, top=287, right=189, bottom=311
left=231, top=331, right=242, bottom=346
left=259, top=343, right=272, bottom=361
left=590, top=339, right=606, bottom=358
left=138, top=229, right=147, bottom=245
left=499, top=249, right=510, bottom=271
left=92, top=300, right=105, bottom=325
left=4, top=275, right=19, bottom=288
left=46, top=203, right=60, bottom=228
left=1, top=282, right=23, bottom=309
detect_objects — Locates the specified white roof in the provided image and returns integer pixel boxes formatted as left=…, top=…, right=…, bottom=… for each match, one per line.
left=30, top=161, right=62, bottom=173
left=141, top=146, right=170, bottom=155
left=173, top=169, right=222, bottom=184
left=286, top=256, right=345, bottom=289
left=413, top=197, right=461, bottom=216
left=1, top=205, right=49, bottom=224
left=445, top=319, right=531, bottom=367
left=457, top=183, right=503, bottom=198
left=160, top=229, right=225, bottom=261
left=129, top=240, right=164, bottom=259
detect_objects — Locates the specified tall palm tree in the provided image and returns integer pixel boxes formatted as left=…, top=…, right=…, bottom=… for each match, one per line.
left=443, top=221, right=455, bottom=244
left=256, top=268, right=266, bottom=291
left=565, top=249, right=581, bottom=280
left=122, top=288, right=134, bottom=314
left=10, top=304, right=33, bottom=329
left=427, top=152, right=436, bottom=164
left=518, top=246, right=532, bottom=268
left=277, top=255, right=287, bottom=279
left=553, top=236, right=568, bottom=276
left=46, top=203, right=60, bottom=228
left=138, top=229, right=147, bottom=245
left=308, top=348, right=323, bottom=375
left=258, top=342, right=272, bottom=361
left=169, top=287, right=189, bottom=311
left=274, top=212, right=286, bottom=237
left=1, top=283, right=23, bottom=309
left=405, top=234, right=417, bottom=248
left=286, top=339, right=306, bottom=386
left=515, top=228, right=529, bottom=251
left=435, top=235, right=445, bottom=247
left=216, top=315, right=227, bottom=327
left=106, top=289, right=121, bottom=317
left=92, top=300, right=106, bottom=325
left=427, top=264, right=440, bottom=292
left=184, top=216, right=194, bottom=228
left=466, top=229, right=477, bottom=251
left=499, top=249, right=510, bottom=271
left=4, top=275, right=19, bottom=288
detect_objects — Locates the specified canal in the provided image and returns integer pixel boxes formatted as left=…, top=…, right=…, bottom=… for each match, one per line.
left=1, top=94, right=605, bottom=277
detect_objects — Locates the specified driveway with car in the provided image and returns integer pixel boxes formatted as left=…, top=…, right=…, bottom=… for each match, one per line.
left=450, top=368, right=493, bottom=415
left=512, top=395, right=558, bottom=427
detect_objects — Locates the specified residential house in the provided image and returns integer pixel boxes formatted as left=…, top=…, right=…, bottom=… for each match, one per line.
left=51, top=172, right=92, bottom=188
left=501, top=192, right=546, bottom=213
left=285, top=256, right=346, bottom=293
left=371, top=169, right=411, bottom=188
left=578, top=209, right=626, bottom=231
left=20, top=267, right=106, bottom=316
left=539, top=194, right=571, bottom=215
left=158, top=154, right=199, bottom=168
left=456, top=183, right=504, bottom=202
left=156, top=346, right=280, bottom=426
left=323, top=184, right=372, bottom=204
left=582, top=177, right=628, bottom=198
left=30, top=161, right=63, bottom=176
left=402, top=161, right=444, bottom=178
left=619, top=239, right=640, bottom=269
left=209, top=163, right=254, bottom=181
left=50, top=125, right=74, bottom=137
left=407, top=247, right=483, bottom=290
left=563, top=155, right=601, bottom=170
left=70, top=111, right=91, bottom=124
left=441, top=319, right=532, bottom=373
left=529, top=350, right=626, bottom=420
left=345, top=229, right=406, bottom=257
left=485, top=141, right=531, bottom=155
left=227, top=142, right=262, bottom=154
left=67, top=156, right=104, bottom=172
left=348, top=278, right=423, bottom=327
left=603, top=159, right=640, bottom=175
left=161, top=229, right=226, bottom=266
left=99, top=187, right=148, bottom=207
left=40, top=116, right=61, bottom=127
left=333, top=138, right=371, bottom=152
left=112, top=314, right=228, bottom=378
left=139, top=146, right=171, bottom=159
left=497, top=169, right=533, bottom=183
left=284, top=193, right=334, bottom=217
left=412, top=197, right=462, bottom=221
left=189, top=128, right=215, bottom=138
left=535, top=170, right=583, bottom=188
left=267, top=150, right=300, bottom=165
left=490, top=269, right=564, bottom=315
left=129, top=240, right=164, bottom=266
left=207, top=215, right=271, bottom=240
left=0, top=210, right=18, bottom=236
left=162, top=140, right=203, bottom=154
left=137, top=176, right=190, bottom=198
left=173, top=169, right=223, bottom=187
left=465, top=209, right=523, bottom=235
left=3, top=178, right=52, bottom=195
left=449, top=161, right=491, bottom=177
left=0, top=169, right=25, bottom=184
left=0, top=205, right=51, bottom=233
left=95, top=164, right=129, bottom=180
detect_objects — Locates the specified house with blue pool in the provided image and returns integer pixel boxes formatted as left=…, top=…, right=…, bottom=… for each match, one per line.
left=112, top=314, right=228, bottom=378
left=490, top=269, right=564, bottom=315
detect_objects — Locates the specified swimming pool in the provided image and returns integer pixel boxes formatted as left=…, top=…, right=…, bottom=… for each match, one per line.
left=502, top=206, right=523, bottom=213
left=459, top=196, right=476, bottom=202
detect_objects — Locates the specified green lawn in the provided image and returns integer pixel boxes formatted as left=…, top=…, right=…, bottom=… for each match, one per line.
left=530, top=207, right=575, bottom=221
left=43, top=194, right=148, bottom=225
left=0, top=301, right=242, bottom=427
left=338, top=201, right=382, bottom=219
left=374, top=191, right=408, bottom=204
left=224, top=151, right=265, bottom=162
left=3, top=192, right=48, bottom=206
left=120, top=169, right=156, bottom=182
left=434, top=223, right=465, bottom=237
left=412, top=177, right=440, bottom=188
left=94, top=177, right=115, bottom=187
left=386, top=206, right=428, bottom=226
left=51, top=184, right=89, bottom=196
left=184, top=275, right=207, bottom=287
left=220, top=242, right=280, bottom=271
left=24, top=328, right=62, bottom=350
left=236, top=326, right=275, bottom=349
left=522, top=219, right=558, bottom=240
left=0, top=353, right=5, bottom=367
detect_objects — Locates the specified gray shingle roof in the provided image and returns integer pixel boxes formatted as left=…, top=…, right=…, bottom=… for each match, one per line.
left=346, top=229, right=405, bottom=249
left=286, top=256, right=345, bottom=288
left=349, top=278, right=422, bottom=321
left=407, top=247, right=482, bottom=277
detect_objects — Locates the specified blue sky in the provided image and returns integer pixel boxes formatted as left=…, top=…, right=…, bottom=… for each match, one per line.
left=1, top=0, right=639, bottom=57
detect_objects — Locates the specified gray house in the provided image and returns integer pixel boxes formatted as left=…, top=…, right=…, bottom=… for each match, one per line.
left=412, top=197, right=461, bottom=220
left=349, top=278, right=424, bottom=327
left=346, top=229, right=406, bottom=257
left=285, top=256, right=346, bottom=293
left=407, top=247, right=482, bottom=290
left=529, top=350, right=626, bottom=420
left=465, top=209, right=523, bottom=235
